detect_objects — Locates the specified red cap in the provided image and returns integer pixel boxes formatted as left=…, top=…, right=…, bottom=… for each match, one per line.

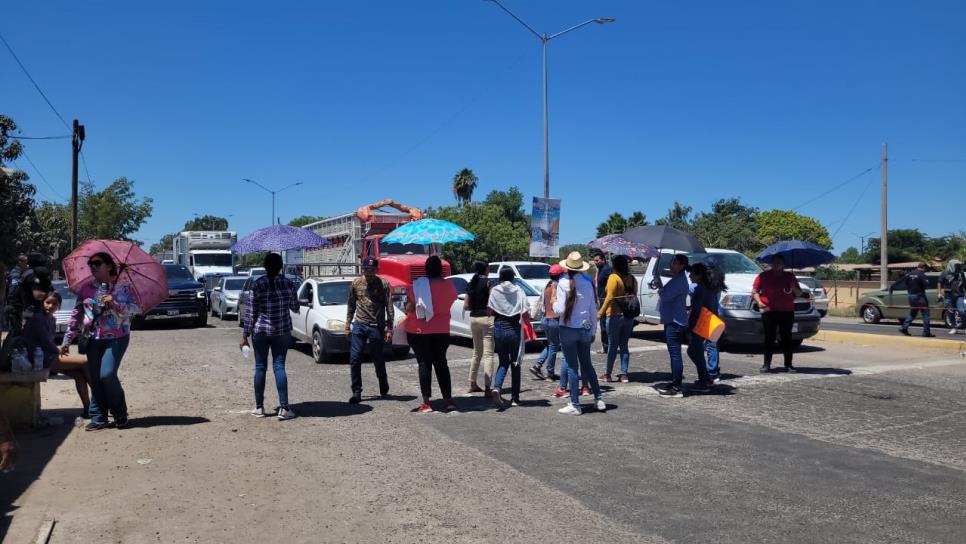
left=549, top=264, right=565, bottom=276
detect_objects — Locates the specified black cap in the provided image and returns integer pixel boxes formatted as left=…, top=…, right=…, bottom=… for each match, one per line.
left=361, top=257, right=379, bottom=269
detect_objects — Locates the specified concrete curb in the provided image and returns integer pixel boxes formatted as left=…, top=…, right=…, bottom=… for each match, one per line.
left=810, top=330, right=966, bottom=352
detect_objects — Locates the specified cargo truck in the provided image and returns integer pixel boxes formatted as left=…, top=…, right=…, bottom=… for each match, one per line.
left=173, top=230, right=237, bottom=281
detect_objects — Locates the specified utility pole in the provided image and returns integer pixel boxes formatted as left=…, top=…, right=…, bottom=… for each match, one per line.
left=70, top=119, right=85, bottom=250
left=879, top=143, right=888, bottom=290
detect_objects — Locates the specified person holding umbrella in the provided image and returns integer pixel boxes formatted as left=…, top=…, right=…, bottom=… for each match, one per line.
left=752, top=254, right=806, bottom=372
left=598, top=255, right=636, bottom=383
left=404, top=256, right=458, bottom=413
left=653, top=254, right=693, bottom=398
left=61, top=252, right=141, bottom=430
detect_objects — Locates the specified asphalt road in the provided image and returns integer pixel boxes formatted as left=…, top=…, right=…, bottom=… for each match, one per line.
left=821, top=315, right=965, bottom=339
left=5, top=316, right=966, bottom=543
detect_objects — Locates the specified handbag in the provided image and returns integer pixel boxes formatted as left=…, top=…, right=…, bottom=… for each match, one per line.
left=620, top=276, right=641, bottom=319
left=692, top=307, right=725, bottom=342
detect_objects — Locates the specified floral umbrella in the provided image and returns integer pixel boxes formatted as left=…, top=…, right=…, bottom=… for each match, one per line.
left=62, top=240, right=168, bottom=313
left=589, top=234, right=659, bottom=259
left=381, top=218, right=475, bottom=245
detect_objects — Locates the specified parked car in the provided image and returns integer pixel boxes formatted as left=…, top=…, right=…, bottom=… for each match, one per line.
left=201, top=272, right=230, bottom=307
left=51, top=280, right=77, bottom=341
left=290, top=277, right=409, bottom=363
left=248, top=267, right=266, bottom=277
left=236, top=273, right=300, bottom=328
left=856, top=273, right=954, bottom=325
left=635, top=249, right=820, bottom=346
left=140, top=264, right=208, bottom=327
left=209, top=275, right=248, bottom=320
left=487, top=261, right=552, bottom=291
left=797, top=276, right=829, bottom=317
left=445, top=274, right=545, bottom=342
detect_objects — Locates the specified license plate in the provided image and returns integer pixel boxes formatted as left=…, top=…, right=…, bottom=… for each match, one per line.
left=167, top=310, right=180, bottom=316
left=792, top=323, right=799, bottom=333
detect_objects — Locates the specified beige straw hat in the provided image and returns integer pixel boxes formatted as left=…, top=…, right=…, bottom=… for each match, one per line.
left=559, top=251, right=591, bottom=272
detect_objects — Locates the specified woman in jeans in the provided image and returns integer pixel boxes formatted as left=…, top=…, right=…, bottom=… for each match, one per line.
left=464, top=261, right=494, bottom=395
left=487, top=267, right=528, bottom=410
left=405, top=256, right=458, bottom=413
left=554, top=252, right=606, bottom=416
left=530, top=264, right=564, bottom=381
left=61, top=252, right=141, bottom=431
left=598, top=255, right=636, bottom=383
left=685, top=263, right=718, bottom=392
left=241, top=253, right=299, bottom=420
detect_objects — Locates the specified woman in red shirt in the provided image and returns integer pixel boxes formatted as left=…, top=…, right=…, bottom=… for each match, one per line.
left=405, top=256, right=458, bottom=413
left=752, top=254, right=805, bottom=373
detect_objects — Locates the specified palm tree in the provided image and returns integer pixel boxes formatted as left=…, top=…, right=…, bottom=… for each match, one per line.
left=452, top=168, right=479, bottom=207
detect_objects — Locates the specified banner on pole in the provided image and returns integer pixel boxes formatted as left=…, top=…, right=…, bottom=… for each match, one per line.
left=529, top=197, right=561, bottom=258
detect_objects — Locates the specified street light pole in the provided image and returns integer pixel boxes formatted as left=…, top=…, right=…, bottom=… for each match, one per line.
left=486, top=0, right=614, bottom=199
left=242, top=179, right=303, bottom=225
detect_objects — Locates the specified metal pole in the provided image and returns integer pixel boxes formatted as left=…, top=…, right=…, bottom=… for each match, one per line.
left=272, top=192, right=276, bottom=225
left=880, top=143, right=888, bottom=290
left=70, top=119, right=84, bottom=250
left=542, top=36, right=550, bottom=199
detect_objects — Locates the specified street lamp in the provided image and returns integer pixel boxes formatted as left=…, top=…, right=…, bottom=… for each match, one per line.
left=486, top=0, right=615, bottom=198
left=242, top=179, right=303, bottom=225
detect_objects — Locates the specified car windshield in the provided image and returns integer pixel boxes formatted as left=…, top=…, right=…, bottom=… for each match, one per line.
left=225, top=279, right=246, bottom=290
left=318, top=282, right=351, bottom=306
left=377, top=241, right=429, bottom=256
left=193, top=253, right=232, bottom=267
left=688, top=252, right=762, bottom=274
left=164, top=265, right=194, bottom=281
left=515, top=264, right=550, bottom=280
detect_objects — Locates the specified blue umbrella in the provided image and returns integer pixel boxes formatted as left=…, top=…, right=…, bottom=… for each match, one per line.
left=756, top=240, right=835, bottom=269
left=382, top=218, right=475, bottom=245
left=232, top=224, right=331, bottom=255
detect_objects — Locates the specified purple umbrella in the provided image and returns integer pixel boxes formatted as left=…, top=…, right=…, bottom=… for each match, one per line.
left=232, top=224, right=331, bottom=255
left=589, top=234, right=659, bottom=259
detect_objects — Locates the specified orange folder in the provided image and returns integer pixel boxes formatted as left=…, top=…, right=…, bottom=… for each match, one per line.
left=692, top=307, right=725, bottom=342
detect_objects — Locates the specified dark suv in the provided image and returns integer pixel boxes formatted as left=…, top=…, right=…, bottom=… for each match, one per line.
left=141, top=264, right=209, bottom=327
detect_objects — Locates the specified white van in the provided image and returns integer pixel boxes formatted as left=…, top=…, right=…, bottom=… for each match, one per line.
left=635, top=248, right=821, bottom=346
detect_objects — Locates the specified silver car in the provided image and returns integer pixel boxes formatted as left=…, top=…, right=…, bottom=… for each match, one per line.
left=51, top=280, right=78, bottom=341
left=797, top=276, right=829, bottom=317
left=210, top=275, right=248, bottom=320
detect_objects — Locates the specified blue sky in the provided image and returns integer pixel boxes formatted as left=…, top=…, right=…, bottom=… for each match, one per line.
left=3, top=0, right=964, bottom=253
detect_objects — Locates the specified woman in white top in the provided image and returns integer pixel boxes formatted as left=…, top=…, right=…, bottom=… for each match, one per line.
left=554, top=252, right=606, bottom=416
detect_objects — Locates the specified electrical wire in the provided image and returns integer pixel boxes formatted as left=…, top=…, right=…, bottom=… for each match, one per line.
left=829, top=170, right=877, bottom=243
left=11, top=159, right=60, bottom=203
left=0, top=30, right=71, bottom=130
left=17, top=152, right=68, bottom=201
left=10, top=135, right=70, bottom=140
left=80, top=150, right=94, bottom=184
left=792, top=165, right=878, bottom=212
left=910, top=158, right=966, bottom=163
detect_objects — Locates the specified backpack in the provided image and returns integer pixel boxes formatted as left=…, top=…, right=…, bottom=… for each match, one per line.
left=619, top=275, right=641, bottom=319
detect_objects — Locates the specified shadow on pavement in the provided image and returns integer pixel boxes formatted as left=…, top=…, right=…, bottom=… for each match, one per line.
left=367, top=394, right=417, bottom=402
left=290, top=401, right=373, bottom=418
left=126, top=416, right=210, bottom=428
left=133, top=320, right=211, bottom=331
left=723, top=344, right=826, bottom=355
left=627, top=370, right=674, bottom=384
left=0, top=408, right=74, bottom=538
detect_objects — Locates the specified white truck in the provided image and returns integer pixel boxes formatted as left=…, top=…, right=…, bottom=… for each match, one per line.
left=634, top=248, right=821, bottom=346
left=173, top=230, right=237, bottom=281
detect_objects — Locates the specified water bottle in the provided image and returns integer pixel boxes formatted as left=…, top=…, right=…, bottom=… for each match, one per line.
left=241, top=346, right=251, bottom=359
left=96, top=282, right=110, bottom=309
left=32, top=347, right=45, bottom=370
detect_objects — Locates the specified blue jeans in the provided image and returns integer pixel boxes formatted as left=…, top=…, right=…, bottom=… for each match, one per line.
left=535, top=318, right=563, bottom=374
left=686, top=333, right=712, bottom=384
left=253, top=334, right=291, bottom=409
left=605, top=314, right=634, bottom=375
left=559, top=326, right=602, bottom=407
left=664, top=323, right=686, bottom=386
left=705, top=340, right=720, bottom=379
left=901, top=294, right=931, bottom=334
left=493, top=321, right=521, bottom=398
left=944, top=295, right=965, bottom=329
left=86, top=335, right=130, bottom=425
left=349, top=321, right=388, bottom=396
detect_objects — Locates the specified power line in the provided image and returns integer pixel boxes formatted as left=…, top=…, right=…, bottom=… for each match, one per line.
left=910, top=158, right=966, bottom=163
left=17, top=152, right=68, bottom=201
left=11, top=159, right=61, bottom=203
left=830, top=171, right=877, bottom=243
left=11, top=134, right=71, bottom=140
left=0, top=30, right=71, bottom=130
left=80, top=150, right=93, bottom=184
left=791, top=165, right=878, bottom=212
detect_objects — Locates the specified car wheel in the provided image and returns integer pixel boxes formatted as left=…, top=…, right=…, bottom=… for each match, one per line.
left=211, top=301, right=218, bottom=318
left=219, top=306, right=228, bottom=321
left=943, top=309, right=957, bottom=329
left=312, top=329, right=333, bottom=364
left=861, top=304, right=882, bottom=324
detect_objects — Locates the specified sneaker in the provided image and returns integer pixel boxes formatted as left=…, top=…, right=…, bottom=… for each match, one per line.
left=348, top=395, right=362, bottom=404
left=759, top=364, right=772, bottom=373
left=600, top=373, right=613, bottom=383
left=114, top=417, right=131, bottom=429
left=379, top=385, right=390, bottom=397
left=529, top=366, right=545, bottom=379
left=546, top=373, right=560, bottom=381
left=250, top=407, right=270, bottom=417
left=580, top=386, right=591, bottom=396
left=552, top=387, right=568, bottom=398
left=711, top=376, right=721, bottom=384
left=277, top=407, right=297, bottom=420
left=619, top=374, right=629, bottom=383
left=416, top=403, right=434, bottom=413
left=655, top=384, right=684, bottom=398
left=690, top=381, right=711, bottom=393
left=510, top=398, right=521, bottom=407
left=490, top=389, right=505, bottom=410
left=949, top=328, right=958, bottom=335
left=784, top=364, right=797, bottom=373
left=85, top=421, right=110, bottom=431
left=899, top=328, right=910, bottom=336
left=595, top=399, right=607, bottom=411
left=558, top=404, right=582, bottom=416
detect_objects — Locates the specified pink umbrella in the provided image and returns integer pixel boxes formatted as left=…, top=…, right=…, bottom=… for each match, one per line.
left=62, top=240, right=168, bottom=313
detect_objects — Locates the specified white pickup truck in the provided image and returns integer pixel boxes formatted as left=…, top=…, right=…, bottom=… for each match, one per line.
left=290, top=277, right=409, bottom=364
left=635, top=248, right=821, bottom=346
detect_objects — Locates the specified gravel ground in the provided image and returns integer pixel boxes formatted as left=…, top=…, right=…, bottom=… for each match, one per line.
left=3, top=318, right=966, bottom=543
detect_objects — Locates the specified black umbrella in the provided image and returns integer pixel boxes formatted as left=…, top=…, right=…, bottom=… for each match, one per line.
left=620, top=225, right=705, bottom=253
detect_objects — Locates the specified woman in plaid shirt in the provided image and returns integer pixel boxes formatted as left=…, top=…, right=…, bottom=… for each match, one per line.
left=241, top=253, right=299, bottom=420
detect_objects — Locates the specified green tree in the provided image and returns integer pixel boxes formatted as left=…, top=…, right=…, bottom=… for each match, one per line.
left=837, top=246, right=864, bottom=264
left=78, top=177, right=154, bottom=244
left=755, top=209, right=832, bottom=248
left=149, top=233, right=175, bottom=257
left=183, top=214, right=228, bottom=231
left=0, top=114, right=39, bottom=264
left=691, top=198, right=761, bottom=254
left=596, top=213, right=627, bottom=238
left=452, top=168, right=479, bottom=207
left=32, top=201, right=71, bottom=265
left=655, top=201, right=694, bottom=232
left=626, top=211, right=648, bottom=229
left=558, top=243, right=590, bottom=259
left=863, top=229, right=928, bottom=264
left=288, top=215, right=324, bottom=228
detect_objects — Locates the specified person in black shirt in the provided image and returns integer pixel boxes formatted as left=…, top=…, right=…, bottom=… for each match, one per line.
left=464, top=262, right=494, bottom=395
left=895, top=262, right=934, bottom=337
left=593, top=253, right=612, bottom=354
left=938, top=259, right=965, bottom=335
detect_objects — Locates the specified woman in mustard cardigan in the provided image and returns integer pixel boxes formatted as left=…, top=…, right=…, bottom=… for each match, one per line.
left=598, top=255, right=636, bottom=383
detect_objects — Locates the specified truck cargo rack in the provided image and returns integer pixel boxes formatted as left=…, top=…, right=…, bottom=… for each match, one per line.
left=288, top=261, right=361, bottom=279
